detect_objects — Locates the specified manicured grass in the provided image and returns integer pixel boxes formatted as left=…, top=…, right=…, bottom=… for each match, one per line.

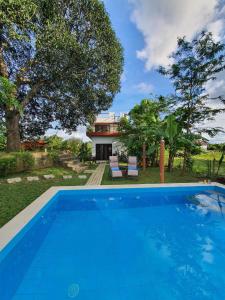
left=101, top=165, right=200, bottom=185
left=0, top=168, right=89, bottom=228
left=1, top=166, right=75, bottom=179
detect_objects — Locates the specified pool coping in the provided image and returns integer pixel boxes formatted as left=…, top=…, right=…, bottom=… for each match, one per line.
left=0, top=182, right=224, bottom=251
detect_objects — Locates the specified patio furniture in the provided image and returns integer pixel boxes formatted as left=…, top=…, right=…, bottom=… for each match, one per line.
left=127, top=156, right=139, bottom=177
left=109, top=156, right=123, bottom=178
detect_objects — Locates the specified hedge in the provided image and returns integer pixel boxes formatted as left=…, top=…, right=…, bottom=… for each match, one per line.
left=0, top=152, right=34, bottom=176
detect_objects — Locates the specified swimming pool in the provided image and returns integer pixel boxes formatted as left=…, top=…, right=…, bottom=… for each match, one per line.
left=1, top=184, right=225, bottom=299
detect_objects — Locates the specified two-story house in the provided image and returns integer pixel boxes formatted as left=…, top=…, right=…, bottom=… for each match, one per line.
left=87, top=113, right=124, bottom=160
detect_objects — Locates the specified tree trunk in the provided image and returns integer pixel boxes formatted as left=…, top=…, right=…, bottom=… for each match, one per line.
left=6, top=110, right=21, bottom=152
left=142, top=143, right=146, bottom=170
left=183, top=148, right=190, bottom=173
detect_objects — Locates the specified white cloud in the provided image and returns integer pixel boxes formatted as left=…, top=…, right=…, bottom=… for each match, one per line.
left=129, top=0, right=225, bottom=70
left=129, top=0, right=225, bottom=142
left=135, top=82, right=154, bottom=94
left=208, top=19, right=224, bottom=41
left=206, top=70, right=225, bottom=98
left=46, top=126, right=90, bottom=142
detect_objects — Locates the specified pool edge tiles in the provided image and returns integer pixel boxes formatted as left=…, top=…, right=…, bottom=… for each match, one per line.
left=0, top=187, right=58, bottom=253
left=0, top=182, right=224, bottom=253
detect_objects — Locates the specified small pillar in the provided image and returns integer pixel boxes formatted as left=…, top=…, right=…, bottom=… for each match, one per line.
left=160, top=139, right=165, bottom=183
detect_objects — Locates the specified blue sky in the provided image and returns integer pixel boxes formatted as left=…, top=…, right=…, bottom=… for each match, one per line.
left=104, top=0, right=173, bottom=114
left=49, top=0, right=225, bottom=143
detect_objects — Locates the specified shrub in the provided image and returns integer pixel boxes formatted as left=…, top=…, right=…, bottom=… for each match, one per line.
left=45, top=135, right=64, bottom=151
left=0, top=152, right=35, bottom=176
left=15, top=152, right=34, bottom=170
left=63, top=138, right=82, bottom=156
left=0, top=156, right=17, bottom=176
left=48, top=151, right=60, bottom=164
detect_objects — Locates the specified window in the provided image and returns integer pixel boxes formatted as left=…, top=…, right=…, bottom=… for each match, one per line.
left=95, top=125, right=110, bottom=132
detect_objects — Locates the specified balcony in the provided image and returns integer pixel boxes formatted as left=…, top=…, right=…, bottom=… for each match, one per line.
left=87, top=123, right=120, bottom=138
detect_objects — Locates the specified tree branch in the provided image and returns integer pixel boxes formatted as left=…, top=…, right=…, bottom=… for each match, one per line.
left=21, top=81, right=47, bottom=108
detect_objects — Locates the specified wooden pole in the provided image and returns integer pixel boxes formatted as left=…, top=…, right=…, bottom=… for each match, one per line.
left=160, top=139, right=165, bottom=183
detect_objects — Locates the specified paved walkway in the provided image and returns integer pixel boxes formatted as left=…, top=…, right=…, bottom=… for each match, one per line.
left=85, top=162, right=106, bottom=186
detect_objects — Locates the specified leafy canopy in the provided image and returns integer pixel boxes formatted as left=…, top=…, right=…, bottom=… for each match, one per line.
left=0, top=0, right=123, bottom=138
left=159, top=31, right=225, bottom=137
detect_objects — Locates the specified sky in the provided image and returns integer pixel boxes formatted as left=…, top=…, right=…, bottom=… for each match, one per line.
left=48, top=0, right=225, bottom=143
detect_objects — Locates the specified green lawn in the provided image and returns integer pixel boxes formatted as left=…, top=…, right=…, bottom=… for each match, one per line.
left=0, top=166, right=76, bottom=180
left=101, top=165, right=200, bottom=185
left=0, top=167, right=89, bottom=228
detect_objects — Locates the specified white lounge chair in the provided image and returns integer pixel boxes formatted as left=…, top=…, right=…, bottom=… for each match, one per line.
left=127, top=156, right=139, bottom=177
left=109, top=156, right=123, bottom=178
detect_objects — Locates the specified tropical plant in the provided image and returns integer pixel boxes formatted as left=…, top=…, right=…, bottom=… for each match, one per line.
left=164, top=115, right=179, bottom=172
left=0, top=0, right=123, bottom=151
left=159, top=31, right=225, bottom=171
left=119, top=98, right=168, bottom=169
left=78, top=142, right=92, bottom=162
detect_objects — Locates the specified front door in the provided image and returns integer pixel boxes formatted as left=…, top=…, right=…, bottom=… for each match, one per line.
left=96, top=144, right=112, bottom=160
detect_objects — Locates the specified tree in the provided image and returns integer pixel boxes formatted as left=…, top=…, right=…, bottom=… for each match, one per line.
left=0, top=0, right=123, bottom=151
left=119, top=98, right=168, bottom=169
left=159, top=31, right=225, bottom=171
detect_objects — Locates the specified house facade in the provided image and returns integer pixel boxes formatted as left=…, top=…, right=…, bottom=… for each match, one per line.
left=87, top=113, right=124, bottom=160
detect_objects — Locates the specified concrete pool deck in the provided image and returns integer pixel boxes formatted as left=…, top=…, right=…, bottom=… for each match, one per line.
left=0, top=182, right=224, bottom=252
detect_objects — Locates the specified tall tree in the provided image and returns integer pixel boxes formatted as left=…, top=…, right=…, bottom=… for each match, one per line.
left=0, top=0, right=123, bottom=151
left=159, top=31, right=225, bottom=171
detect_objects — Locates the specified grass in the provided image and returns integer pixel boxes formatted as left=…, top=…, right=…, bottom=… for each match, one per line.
left=0, top=167, right=90, bottom=228
left=171, top=155, right=225, bottom=176
left=101, top=165, right=200, bottom=185
left=0, top=166, right=76, bottom=180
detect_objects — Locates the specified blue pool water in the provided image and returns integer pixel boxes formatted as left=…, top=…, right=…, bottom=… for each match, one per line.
left=1, top=186, right=225, bottom=299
